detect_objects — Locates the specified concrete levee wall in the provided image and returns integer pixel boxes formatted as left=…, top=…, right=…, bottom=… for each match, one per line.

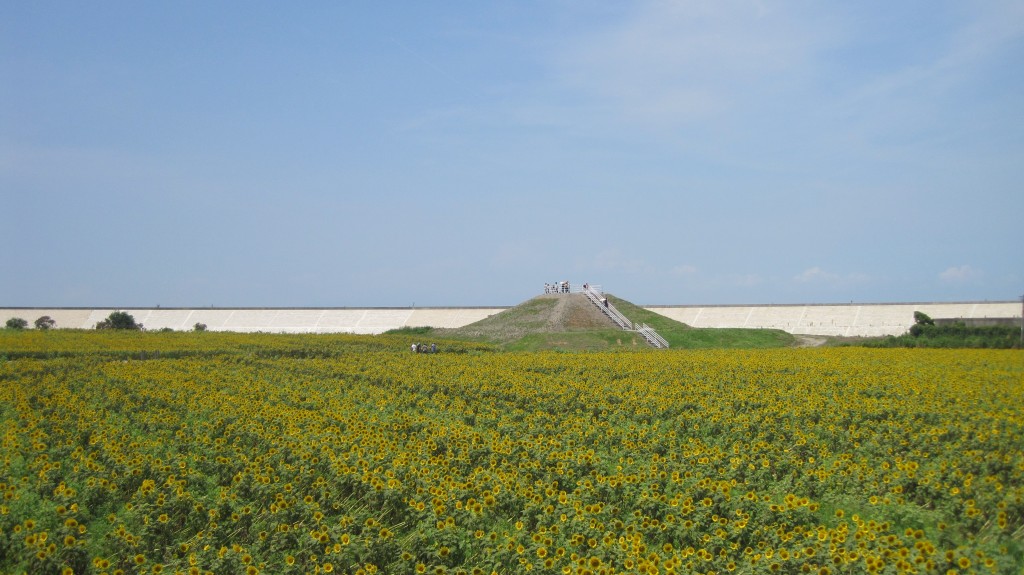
left=0, top=307, right=507, bottom=335
left=645, top=302, right=1021, bottom=337
left=933, top=317, right=1019, bottom=328
left=2, top=301, right=1019, bottom=337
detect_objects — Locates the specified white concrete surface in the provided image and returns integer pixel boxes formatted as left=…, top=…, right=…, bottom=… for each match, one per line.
left=2, top=302, right=1018, bottom=337
left=0, top=307, right=506, bottom=334
left=646, top=302, right=1021, bottom=337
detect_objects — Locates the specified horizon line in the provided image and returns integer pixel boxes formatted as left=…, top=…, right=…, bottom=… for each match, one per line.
left=2, top=298, right=1019, bottom=311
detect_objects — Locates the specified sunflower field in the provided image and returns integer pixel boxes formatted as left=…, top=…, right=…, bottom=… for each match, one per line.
left=1, top=331, right=1022, bottom=575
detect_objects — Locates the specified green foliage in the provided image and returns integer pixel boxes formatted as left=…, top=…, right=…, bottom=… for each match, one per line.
left=0, top=329, right=495, bottom=360
left=33, top=316, right=56, bottom=330
left=384, top=325, right=434, bottom=336
left=193, top=322, right=207, bottom=332
left=909, top=311, right=936, bottom=336
left=95, top=310, right=142, bottom=331
left=5, top=317, right=28, bottom=330
left=868, top=322, right=1020, bottom=349
left=503, top=329, right=645, bottom=352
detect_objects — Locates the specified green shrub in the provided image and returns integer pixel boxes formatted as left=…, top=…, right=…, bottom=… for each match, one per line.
left=95, top=311, right=143, bottom=330
left=5, top=317, right=28, bottom=330
left=868, top=322, right=1019, bottom=349
left=34, top=316, right=56, bottom=330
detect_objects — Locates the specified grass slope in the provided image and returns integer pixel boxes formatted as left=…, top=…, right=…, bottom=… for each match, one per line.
left=429, top=295, right=632, bottom=351
left=411, top=293, right=796, bottom=351
left=608, top=295, right=796, bottom=349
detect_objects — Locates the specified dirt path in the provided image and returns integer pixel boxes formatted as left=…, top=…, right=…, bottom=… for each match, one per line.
left=438, top=294, right=616, bottom=344
left=794, top=334, right=828, bottom=347
left=547, top=294, right=618, bottom=330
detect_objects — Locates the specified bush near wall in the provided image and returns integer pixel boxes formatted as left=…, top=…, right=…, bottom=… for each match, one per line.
left=868, top=322, right=1020, bottom=348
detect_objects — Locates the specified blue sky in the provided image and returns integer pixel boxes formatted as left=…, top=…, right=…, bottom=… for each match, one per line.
left=3, top=1, right=1022, bottom=307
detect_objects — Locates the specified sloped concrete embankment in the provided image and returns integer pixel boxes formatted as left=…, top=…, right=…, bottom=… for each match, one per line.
left=1, top=301, right=1017, bottom=336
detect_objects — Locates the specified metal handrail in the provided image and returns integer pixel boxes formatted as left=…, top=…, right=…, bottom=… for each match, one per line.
left=637, top=323, right=670, bottom=348
left=648, top=324, right=669, bottom=348
left=583, top=287, right=631, bottom=329
left=581, top=286, right=669, bottom=348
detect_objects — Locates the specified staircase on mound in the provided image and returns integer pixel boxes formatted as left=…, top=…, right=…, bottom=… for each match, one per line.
left=582, top=285, right=669, bottom=349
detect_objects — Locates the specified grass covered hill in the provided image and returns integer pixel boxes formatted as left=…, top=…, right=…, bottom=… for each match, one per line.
left=410, top=293, right=795, bottom=351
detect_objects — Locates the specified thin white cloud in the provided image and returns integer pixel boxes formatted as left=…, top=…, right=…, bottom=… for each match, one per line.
left=491, top=241, right=539, bottom=269
left=549, top=0, right=1024, bottom=175
left=671, top=264, right=699, bottom=277
left=1, top=143, right=154, bottom=186
left=794, top=267, right=870, bottom=286
left=817, top=2, right=1024, bottom=163
left=729, top=273, right=764, bottom=288
left=795, top=267, right=839, bottom=284
left=582, top=249, right=653, bottom=275
left=554, top=0, right=834, bottom=128
left=947, top=0, right=1024, bottom=68
left=939, top=265, right=980, bottom=283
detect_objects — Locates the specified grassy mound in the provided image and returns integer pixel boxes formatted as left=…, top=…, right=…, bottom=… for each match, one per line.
left=401, top=293, right=796, bottom=351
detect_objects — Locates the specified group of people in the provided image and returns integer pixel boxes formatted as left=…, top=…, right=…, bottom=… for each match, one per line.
left=544, top=281, right=572, bottom=294
left=411, top=342, right=437, bottom=354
